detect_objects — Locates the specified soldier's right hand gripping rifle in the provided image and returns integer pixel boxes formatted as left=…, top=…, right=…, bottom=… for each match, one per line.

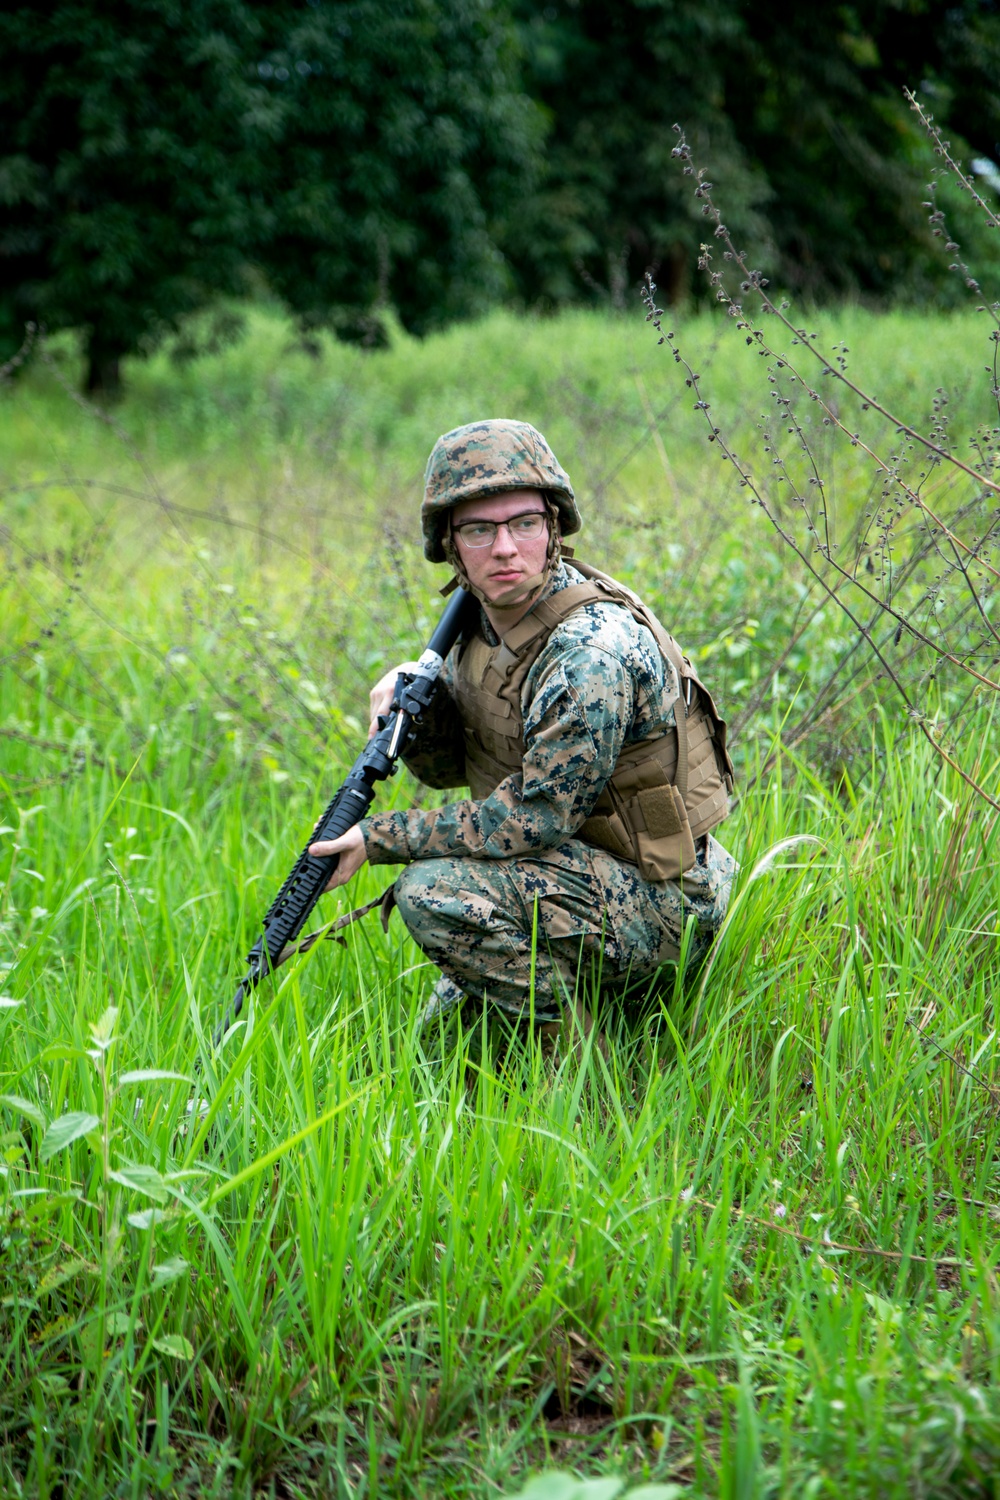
left=215, top=586, right=477, bottom=1044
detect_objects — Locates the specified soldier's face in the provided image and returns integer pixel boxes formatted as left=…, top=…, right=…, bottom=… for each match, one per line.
left=450, top=489, right=551, bottom=603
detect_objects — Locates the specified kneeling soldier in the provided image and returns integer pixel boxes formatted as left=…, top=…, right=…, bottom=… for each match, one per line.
left=310, top=419, right=737, bottom=1029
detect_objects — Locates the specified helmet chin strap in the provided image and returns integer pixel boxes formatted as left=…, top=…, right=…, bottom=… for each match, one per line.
left=443, top=502, right=563, bottom=615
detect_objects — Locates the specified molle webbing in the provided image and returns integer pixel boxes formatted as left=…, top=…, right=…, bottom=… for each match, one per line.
left=456, top=561, right=734, bottom=882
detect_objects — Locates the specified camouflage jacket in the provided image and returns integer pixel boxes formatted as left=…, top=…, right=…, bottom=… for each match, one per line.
left=361, top=560, right=690, bottom=866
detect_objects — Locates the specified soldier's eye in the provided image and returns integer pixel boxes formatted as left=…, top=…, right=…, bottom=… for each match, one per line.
left=461, top=523, right=495, bottom=543
left=510, top=515, right=545, bottom=538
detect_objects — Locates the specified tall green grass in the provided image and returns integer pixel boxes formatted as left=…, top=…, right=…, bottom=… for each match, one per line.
left=3, top=307, right=1000, bottom=1497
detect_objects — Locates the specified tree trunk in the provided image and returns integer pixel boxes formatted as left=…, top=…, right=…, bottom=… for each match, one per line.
left=660, top=243, right=691, bottom=307
left=85, top=336, right=122, bottom=401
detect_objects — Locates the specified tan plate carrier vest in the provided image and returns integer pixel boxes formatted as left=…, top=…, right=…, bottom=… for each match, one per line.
left=455, top=561, right=735, bottom=883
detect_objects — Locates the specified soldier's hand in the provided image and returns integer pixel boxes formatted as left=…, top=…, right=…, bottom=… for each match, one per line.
left=308, top=824, right=368, bottom=890
left=368, top=661, right=421, bottom=739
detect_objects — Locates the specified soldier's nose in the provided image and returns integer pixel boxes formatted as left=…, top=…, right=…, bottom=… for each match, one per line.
left=492, top=529, right=518, bottom=556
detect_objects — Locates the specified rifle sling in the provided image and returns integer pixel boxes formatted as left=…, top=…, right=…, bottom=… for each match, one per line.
left=277, top=884, right=397, bottom=967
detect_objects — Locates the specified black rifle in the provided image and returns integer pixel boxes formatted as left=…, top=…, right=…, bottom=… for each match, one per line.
left=217, top=586, right=477, bottom=1041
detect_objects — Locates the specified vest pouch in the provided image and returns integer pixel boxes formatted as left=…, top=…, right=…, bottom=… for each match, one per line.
left=626, top=783, right=696, bottom=883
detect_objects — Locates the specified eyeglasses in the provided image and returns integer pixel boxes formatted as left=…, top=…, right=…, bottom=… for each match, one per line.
left=452, top=511, right=548, bottom=548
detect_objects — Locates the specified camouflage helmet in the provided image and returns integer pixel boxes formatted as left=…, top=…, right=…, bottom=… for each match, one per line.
left=421, top=418, right=581, bottom=563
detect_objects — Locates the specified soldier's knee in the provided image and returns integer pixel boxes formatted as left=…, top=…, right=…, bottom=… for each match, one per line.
left=394, top=859, right=501, bottom=944
left=393, top=860, right=457, bottom=929
left=393, top=865, right=428, bottom=929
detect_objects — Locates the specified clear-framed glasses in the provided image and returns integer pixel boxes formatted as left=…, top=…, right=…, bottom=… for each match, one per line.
left=452, top=511, right=548, bottom=548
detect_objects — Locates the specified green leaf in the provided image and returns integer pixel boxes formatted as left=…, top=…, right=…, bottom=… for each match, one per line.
left=40, top=1044, right=91, bottom=1064
left=108, top=1164, right=168, bottom=1203
left=118, top=1069, right=192, bottom=1086
left=0, top=1093, right=48, bottom=1131
left=18, top=1188, right=84, bottom=1223
left=77, top=1319, right=102, bottom=1372
left=152, top=1333, right=194, bottom=1360
left=509, top=1479, right=625, bottom=1500
left=509, top=1479, right=580, bottom=1500
left=151, top=1256, right=189, bottom=1288
left=128, top=1207, right=168, bottom=1230
left=628, top=1487, right=689, bottom=1499
left=37, top=1257, right=96, bottom=1295
left=39, top=1112, right=100, bottom=1162
left=89, top=1006, right=119, bottom=1050
left=33, top=1314, right=71, bottom=1345
left=865, top=1292, right=902, bottom=1326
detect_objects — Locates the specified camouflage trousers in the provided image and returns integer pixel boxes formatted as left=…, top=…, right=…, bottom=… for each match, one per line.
left=392, top=834, right=736, bottom=1023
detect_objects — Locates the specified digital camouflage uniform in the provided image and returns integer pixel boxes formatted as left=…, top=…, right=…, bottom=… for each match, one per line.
left=360, top=553, right=737, bottom=1023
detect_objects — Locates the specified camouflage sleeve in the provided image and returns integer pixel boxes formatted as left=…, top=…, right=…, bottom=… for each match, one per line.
left=362, top=636, right=636, bottom=863
left=398, top=653, right=467, bottom=790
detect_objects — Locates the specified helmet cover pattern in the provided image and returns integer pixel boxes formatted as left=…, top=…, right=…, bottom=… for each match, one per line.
left=421, top=418, right=581, bottom=562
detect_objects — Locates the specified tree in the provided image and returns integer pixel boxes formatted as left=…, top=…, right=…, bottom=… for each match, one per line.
left=507, top=0, right=1000, bottom=308
left=248, top=0, right=539, bottom=341
left=0, top=1, right=540, bottom=394
left=503, top=0, right=768, bottom=309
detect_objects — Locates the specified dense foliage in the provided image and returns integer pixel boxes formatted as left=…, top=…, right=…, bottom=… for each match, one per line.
left=1, top=0, right=999, bottom=392
left=0, top=0, right=539, bottom=391
left=510, top=0, right=1000, bottom=306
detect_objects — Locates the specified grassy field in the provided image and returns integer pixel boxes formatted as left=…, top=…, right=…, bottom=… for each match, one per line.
left=3, top=304, right=1000, bottom=1498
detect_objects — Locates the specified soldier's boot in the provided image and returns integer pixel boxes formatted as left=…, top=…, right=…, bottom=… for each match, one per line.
left=566, top=994, right=608, bottom=1061
left=421, top=973, right=465, bottom=1026
left=536, top=997, right=606, bottom=1063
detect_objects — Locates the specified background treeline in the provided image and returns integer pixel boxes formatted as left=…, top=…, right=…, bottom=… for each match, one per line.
left=2, top=0, right=999, bottom=391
